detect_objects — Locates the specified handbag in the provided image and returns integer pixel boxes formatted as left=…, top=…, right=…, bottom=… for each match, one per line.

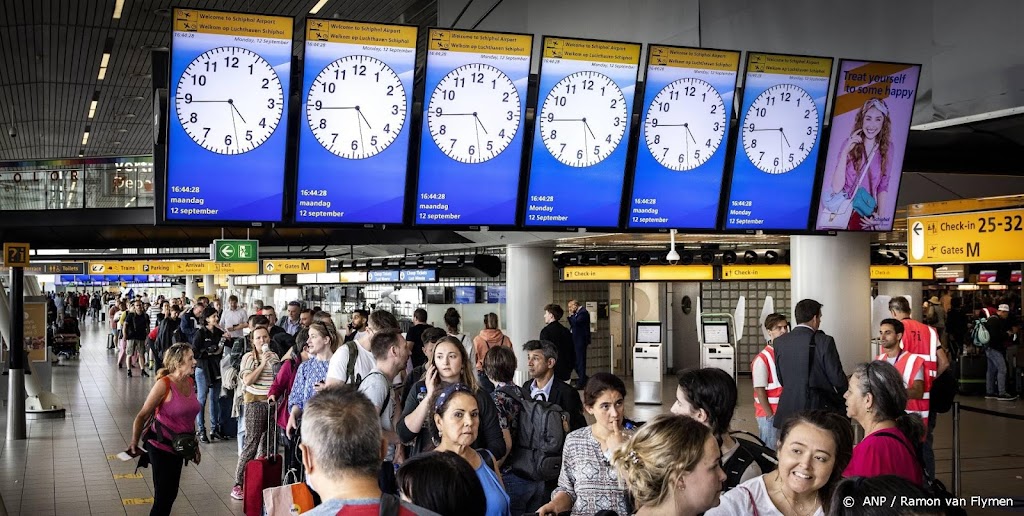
left=820, top=145, right=878, bottom=228
left=143, top=378, right=201, bottom=461
left=262, top=479, right=314, bottom=516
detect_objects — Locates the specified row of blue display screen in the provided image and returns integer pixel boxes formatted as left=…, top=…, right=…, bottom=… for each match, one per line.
left=163, top=14, right=916, bottom=233
left=60, top=275, right=152, bottom=283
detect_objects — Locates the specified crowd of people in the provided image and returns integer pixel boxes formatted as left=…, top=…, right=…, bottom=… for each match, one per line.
left=42, top=287, right=1015, bottom=516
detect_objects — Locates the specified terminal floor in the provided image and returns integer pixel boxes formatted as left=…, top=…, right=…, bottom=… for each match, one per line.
left=0, top=323, right=1020, bottom=515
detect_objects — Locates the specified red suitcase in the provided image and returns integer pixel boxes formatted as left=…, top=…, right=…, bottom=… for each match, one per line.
left=243, top=401, right=282, bottom=516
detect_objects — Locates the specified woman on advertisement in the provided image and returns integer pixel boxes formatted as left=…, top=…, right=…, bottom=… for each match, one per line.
left=826, top=98, right=893, bottom=230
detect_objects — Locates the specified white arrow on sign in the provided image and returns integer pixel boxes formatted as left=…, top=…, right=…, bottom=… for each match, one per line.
left=220, top=245, right=235, bottom=259
left=265, top=262, right=275, bottom=272
left=911, top=221, right=925, bottom=261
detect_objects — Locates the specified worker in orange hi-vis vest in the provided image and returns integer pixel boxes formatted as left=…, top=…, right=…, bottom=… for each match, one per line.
left=888, top=295, right=949, bottom=484
left=876, top=319, right=926, bottom=423
left=752, top=313, right=790, bottom=450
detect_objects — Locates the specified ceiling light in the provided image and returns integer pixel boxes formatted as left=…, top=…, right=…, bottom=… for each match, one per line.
left=98, top=67, right=107, bottom=80
left=81, top=132, right=90, bottom=145
left=911, top=106, right=1024, bottom=131
left=88, top=99, right=98, bottom=119
left=110, top=141, right=122, bottom=145
left=310, top=0, right=330, bottom=14
left=120, top=95, right=145, bottom=101
left=100, top=53, right=110, bottom=68
left=113, top=0, right=125, bottom=18
left=116, top=128, right=128, bottom=133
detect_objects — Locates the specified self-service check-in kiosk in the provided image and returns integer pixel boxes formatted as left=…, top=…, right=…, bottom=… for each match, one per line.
left=699, top=313, right=737, bottom=378
left=633, top=321, right=663, bottom=405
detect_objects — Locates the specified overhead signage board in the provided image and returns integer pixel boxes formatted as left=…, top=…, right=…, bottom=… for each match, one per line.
left=0, top=262, right=89, bottom=275
left=561, top=266, right=632, bottom=281
left=261, top=259, right=328, bottom=274
left=367, top=269, right=438, bottom=283
left=722, top=52, right=833, bottom=231
left=212, top=239, right=258, bottom=262
left=908, top=208, right=1024, bottom=264
left=870, top=265, right=910, bottom=280
left=414, top=28, right=534, bottom=227
left=815, top=60, right=921, bottom=231
left=295, top=19, right=418, bottom=225
left=637, top=265, right=714, bottom=281
left=166, top=9, right=293, bottom=223
left=3, top=242, right=29, bottom=267
left=911, top=266, right=934, bottom=281
left=627, top=46, right=741, bottom=230
left=88, top=261, right=259, bottom=275
left=523, top=36, right=642, bottom=229
left=721, top=265, right=792, bottom=280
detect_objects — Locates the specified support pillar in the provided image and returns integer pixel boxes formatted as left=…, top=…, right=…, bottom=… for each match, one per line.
left=203, top=275, right=216, bottom=299
left=7, top=268, right=26, bottom=440
left=876, top=281, right=923, bottom=321
left=791, top=233, right=871, bottom=372
left=261, top=285, right=277, bottom=309
left=185, top=275, right=199, bottom=301
left=506, top=245, right=554, bottom=384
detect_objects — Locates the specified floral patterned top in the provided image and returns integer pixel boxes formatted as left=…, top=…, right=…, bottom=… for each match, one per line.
left=553, top=426, right=630, bottom=516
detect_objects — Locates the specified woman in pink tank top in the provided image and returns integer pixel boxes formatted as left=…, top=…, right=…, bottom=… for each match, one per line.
left=130, top=343, right=202, bottom=516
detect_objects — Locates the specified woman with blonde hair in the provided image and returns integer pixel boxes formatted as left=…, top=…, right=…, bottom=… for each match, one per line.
left=128, top=344, right=201, bottom=516
left=613, top=414, right=726, bottom=516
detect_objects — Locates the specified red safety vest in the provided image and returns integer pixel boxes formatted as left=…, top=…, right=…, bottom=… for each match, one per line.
left=876, top=350, right=928, bottom=428
left=900, top=318, right=938, bottom=430
left=752, top=346, right=783, bottom=418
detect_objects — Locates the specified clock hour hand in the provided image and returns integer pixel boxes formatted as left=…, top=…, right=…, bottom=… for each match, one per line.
left=228, top=99, right=246, bottom=124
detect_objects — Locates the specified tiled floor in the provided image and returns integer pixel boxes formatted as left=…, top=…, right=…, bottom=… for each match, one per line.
left=0, top=322, right=1021, bottom=515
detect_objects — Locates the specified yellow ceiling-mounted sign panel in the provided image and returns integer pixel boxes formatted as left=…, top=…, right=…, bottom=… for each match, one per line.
left=721, top=265, right=791, bottom=280
left=561, top=266, right=632, bottom=281
left=637, top=265, right=714, bottom=281
left=908, top=208, right=1024, bottom=264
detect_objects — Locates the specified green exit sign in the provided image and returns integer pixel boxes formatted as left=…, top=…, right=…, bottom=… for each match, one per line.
left=212, top=240, right=258, bottom=263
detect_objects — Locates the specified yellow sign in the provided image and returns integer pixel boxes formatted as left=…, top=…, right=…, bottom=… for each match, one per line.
left=429, top=28, right=532, bottom=56
left=906, top=195, right=1024, bottom=217
left=908, top=208, right=1024, bottom=264
left=25, top=301, right=47, bottom=362
left=308, top=19, right=417, bottom=48
left=637, top=265, right=714, bottom=281
left=3, top=242, right=30, bottom=267
left=648, top=46, right=740, bottom=71
left=173, top=9, right=292, bottom=40
left=88, top=261, right=259, bottom=275
left=122, top=497, right=154, bottom=505
left=113, top=473, right=144, bottom=480
left=562, top=266, right=631, bottom=281
left=262, top=259, right=328, bottom=274
left=721, top=265, right=792, bottom=280
left=911, top=266, right=935, bottom=281
left=870, top=266, right=910, bottom=280
left=543, top=37, right=641, bottom=65
left=747, top=53, right=832, bottom=77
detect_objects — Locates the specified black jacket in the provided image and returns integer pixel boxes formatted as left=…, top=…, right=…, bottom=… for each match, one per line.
left=153, top=316, right=182, bottom=357
left=773, top=325, right=848, bottom=429
left=190, top=326, right=225, bottom=379
left=124, top=312, right=150, bottom=341
left=540, top=321, right=575, bottom=382
left=396, top=380, right=506, bottom=460
left=520, top=377, right=588, bottom=431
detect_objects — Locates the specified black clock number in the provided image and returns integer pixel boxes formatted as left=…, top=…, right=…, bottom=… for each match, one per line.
left=192, top=75, right=207, bottom=86
left=710, top=104, right=717, bottom=114
left=683, top=86, right=696, bottom=97
left=392, top=105, right=400, bottom=115
left=804, top=110, right=811, bottom=119
left=471, top=72, right=484, bottom=84
left=610, top=99, right=617, bottom=109
left=502, top=92, right=510, bottom=103
left=658, top=102, right=671, bottom=113
left=203, top=127, right=210, bottom=138
left=554, top=96, right=567, bottom=107
left=545, top=112, right=554, bottom=122
left=439, top=125, right=447, bottom=135
left=268, top=98, right=276, bottom=109
left=224, top=56, right=239, bottom=68
left=754, top=107, right=767, bottom=117
left=750, top=139, right=757, bottom=148
left=184, top=93, right=193, bottom=104
left=712, top=122, right=720, bottom=131
left=245, top=130, right=253, bottom=142
left=225, top=135, right=232, bottom=146
left=387, top=85, right=395, bottom=96
left=189, top=113, right=197, bottom=123
left=314, top=100, right=322, bottom=110
left=780, top=92, right=791, bottom=102
left=262, top=78, right=270, bottom=90
left=806, top=126, right=813, bottom=135
left=203, top=61, right=217, bottom=73
left=319, top=119, right=327, bottom=129
left=352, top=64, right=366, bottom=76
left=581, top=80, right=594, bottom=90
left=506, top=111, right=513, bottom=121
left=613, top=117, right=621, bottom=127
left=259, top=118, right=267, bottom=128
left=442, top=90, right=455, bottom=101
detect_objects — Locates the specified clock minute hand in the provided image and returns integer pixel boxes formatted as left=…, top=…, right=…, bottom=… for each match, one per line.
left=683, top=124, right=697, bottom=145
left=228, top=99, right=246, bottom=124
left=779, top=127, right=791, bottom=148
left=582, top=118, right=596, bottom=139
left=355, top=106, right=372, bottom=130
left=473, top=113, right=488, bottom=135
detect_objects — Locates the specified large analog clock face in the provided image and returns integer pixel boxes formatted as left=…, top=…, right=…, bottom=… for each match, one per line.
left=426, top=63, right=521, bottom=164
left=539, top=71, right=627, bottom=167
left=741, top=83, right=818, bottom=174
left=307, top=55, right=407, bottom=159
left=644, top=78, right=726, bottom=171
left=175, top=46, right=283, bottom=155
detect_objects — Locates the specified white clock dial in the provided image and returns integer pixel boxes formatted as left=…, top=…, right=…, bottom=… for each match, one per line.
left=426, top=63, right=521, bottom=164
left=741, top=83, right=818, bottom=174
left=539, top=71, right=627, bottom=167
left=644, top=78, right=726, bottom=171
left=175, top=46, right=284, bottom=155
left=307, top=55, right=407, bottom=159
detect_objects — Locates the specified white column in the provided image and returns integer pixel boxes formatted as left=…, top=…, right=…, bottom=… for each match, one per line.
left=791, top=233, right=871, bottom=372
left=203, top=275, right=216, bottom=300
left=185, top=275, right=199, bottom=300
left=876, top=281, right=923, bottom=321
left=260, top=285, right=277, bottom=309
left=506, top=245, right=554, bottom=384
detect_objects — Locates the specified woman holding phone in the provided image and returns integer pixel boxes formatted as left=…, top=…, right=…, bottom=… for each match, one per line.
left=828, top=98, right=894, bottom=230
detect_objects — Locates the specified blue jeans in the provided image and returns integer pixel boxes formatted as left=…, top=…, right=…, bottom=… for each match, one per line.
left=757, top=416, right=778, bottom=451
left=503, top=471, right=545, bottom=516
left=194, top=367, right=222, bottom=433
left=986, top=347, right=1007, bottom=395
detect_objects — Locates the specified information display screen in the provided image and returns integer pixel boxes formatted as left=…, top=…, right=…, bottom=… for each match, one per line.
left=723, top=53, right=833, bottom=231
left=814, top=60, right=920, bottom=231
left=524, top=36, right=641, bottom=229
left=702, top=322, right=730, bottom=344
left=414, top=29, right=533, bottom=226
left=636, top=322, right=662, bottom=343
left=627, top=46, right=740, bottom=230
left=295, top=20, right=418, bottom=225
left=166, top=9, right=292, bottom=222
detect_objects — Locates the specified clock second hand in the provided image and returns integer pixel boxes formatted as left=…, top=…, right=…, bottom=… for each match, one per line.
left=472, top=113, right=488, bottom=135
left=355, top=106, right=372, bottom=130
left=228, top=99, right=246, bottom=124
left=228, top=102, right=240, bottom=151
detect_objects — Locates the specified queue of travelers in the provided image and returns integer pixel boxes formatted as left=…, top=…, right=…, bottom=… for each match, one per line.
left=103, top=289, right=1007, bottom=516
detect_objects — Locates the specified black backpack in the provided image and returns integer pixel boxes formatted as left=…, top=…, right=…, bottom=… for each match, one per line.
left=499, top=385, right=570, bottom=481
left=723, top=431, right=778, bottom=491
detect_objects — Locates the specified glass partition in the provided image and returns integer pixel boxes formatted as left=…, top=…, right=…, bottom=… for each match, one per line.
left=0, top=156, right=154, bottom=210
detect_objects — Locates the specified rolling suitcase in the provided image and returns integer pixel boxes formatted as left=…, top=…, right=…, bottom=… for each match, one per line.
left=218, top=392, right=238, bottom=438
left=958, top=352, right=987, bottom=396
left=243, top=400, right=281, bottom=516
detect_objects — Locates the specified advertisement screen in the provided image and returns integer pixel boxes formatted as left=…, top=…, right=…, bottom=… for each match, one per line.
left=523, top=36, right=641, bottom=229
left=166, top=9, right=292, bottom=222
left=815, top=60, right=921, bottom=231
left=415, top=29, right=533, bottom=226
left=627, top=46, right=740, bottom=230
left=722, top=53, right=833, bottom=231
left=295, top=20, right=418, bottom=225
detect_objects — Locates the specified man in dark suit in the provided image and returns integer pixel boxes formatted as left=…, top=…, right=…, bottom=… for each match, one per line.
left=520, top=339, right=587, bottom=431
left=773, top=299, right=848, bottom=429
left=540, top=304, right=575, bottom=383
left=567, top=299, right=591, bottom=389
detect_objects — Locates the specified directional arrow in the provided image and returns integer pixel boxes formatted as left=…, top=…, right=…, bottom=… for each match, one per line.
left=912, top=222, right=922, bottom=236
left=220, top=245, right=234, bottom=259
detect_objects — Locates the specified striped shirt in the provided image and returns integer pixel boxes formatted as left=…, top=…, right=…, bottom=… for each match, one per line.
left=288, top=357, right=331, bottom=412
left=240, top=351, right=280, bottom=398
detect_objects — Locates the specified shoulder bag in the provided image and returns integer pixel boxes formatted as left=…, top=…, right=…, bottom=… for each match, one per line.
left=821, top=145, right=878, bottom=228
